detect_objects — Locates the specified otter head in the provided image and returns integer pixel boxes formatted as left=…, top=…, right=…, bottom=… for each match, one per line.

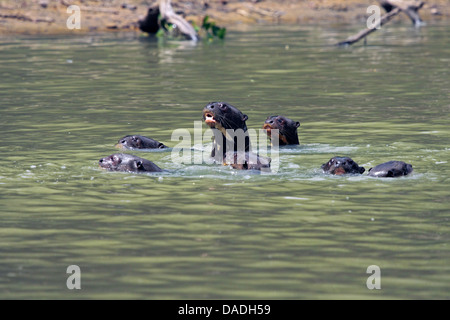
left=115, top=135, right=166, bottom=150
left=263, top=115, right=300, bottom=145
left=99, top=153, right=131, bottom=171
left=202, top=102, right=248, bottom=136
left=99, top=153, right=162, bottom=173
left=321, top=156, right=365, bottom=175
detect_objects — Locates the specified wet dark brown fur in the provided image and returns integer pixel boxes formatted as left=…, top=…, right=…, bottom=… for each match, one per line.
left=115, top=135, right=167, bottom=150
left=263, top=115, right=300, bottom=146
left=322, top=156, right=365, bottom=175
left=99, top=153, right=163, bottom=173
left=368, top=161, right=413, bottom=177
left=202, top=102, right=270, bottom=172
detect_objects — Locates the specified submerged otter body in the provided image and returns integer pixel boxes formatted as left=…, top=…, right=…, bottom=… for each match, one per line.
left=115, top=135, right=167, bottom=150
left=322, top=156, right=366, bottom=175
left=224, top=151, right=271, bottom=172
left=99, top=153, right=163, bottom=173
left=202, top=102, right=270, bottom=171
left=368, top=161, right=413, bottom=177
left=263, top=115, right=300, bottom=146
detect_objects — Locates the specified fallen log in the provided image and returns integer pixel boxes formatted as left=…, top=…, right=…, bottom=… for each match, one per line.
left=159, top=0, right=198, bottom=41
left=337, top=0, right=424, bottom=46
left=138, top=0, right=198, bottom=41
left=337, top=8, right=401, bottom=46
left=378, top=0, right=425, bottom=26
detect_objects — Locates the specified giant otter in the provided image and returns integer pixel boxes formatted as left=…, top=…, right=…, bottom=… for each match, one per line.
left=202, top=102, right=270, bottom=171
left=368, top=161, right=413, bottom=177
left=115, top=135, right=167, bottom=150
left=99, top=153, right=163, bottom=173
left=202, top=101, right=251, bottom=157
left=263, top=115, right=300, bottom=146
left=322, top=156, right=365, bottom=175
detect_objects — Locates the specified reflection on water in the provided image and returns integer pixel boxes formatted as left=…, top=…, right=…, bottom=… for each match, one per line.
left=0, top=23, right=449, bottom=299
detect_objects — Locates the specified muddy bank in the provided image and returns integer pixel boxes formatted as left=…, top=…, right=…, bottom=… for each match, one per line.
left=0, top=0, right=448, bottom=35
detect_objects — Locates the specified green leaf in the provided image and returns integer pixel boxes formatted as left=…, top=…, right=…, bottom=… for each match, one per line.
left=217, top=28, right=226, bottom=39
left=202, top=16, right=209, bottom=27
left=200, top=15, right=227, bottom=41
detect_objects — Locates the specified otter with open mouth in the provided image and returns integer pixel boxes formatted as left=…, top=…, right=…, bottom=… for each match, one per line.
left=322, top=156, right=366, bottom=175
left=202, top=102, right=270, bottom=171
left=263, top=115, right=300, bottom=146
left=202, top=101, right=251, bottom=158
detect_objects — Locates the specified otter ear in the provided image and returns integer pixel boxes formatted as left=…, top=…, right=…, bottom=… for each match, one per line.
left=295, top=121, right=300, bottom=128
left=359, top=167, right=365, bottom=174
left=242, top=114, right=248, bottom=122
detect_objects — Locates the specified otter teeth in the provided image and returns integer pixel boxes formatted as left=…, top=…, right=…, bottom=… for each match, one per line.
left=205, top=113, right=216, bottom=123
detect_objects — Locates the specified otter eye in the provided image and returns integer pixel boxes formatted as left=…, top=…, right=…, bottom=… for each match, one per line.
left=121, top=140, right=126, bottom=144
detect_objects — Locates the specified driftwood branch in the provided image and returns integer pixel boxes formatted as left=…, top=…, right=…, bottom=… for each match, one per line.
left=159, top=0, right=198, bottom=41
left=337, top=8, right=401, bottom=46
left=337, top=0, right=424, bottom=46
left=138, top=0, right=198, bottom=41
left=379, top=0, right=424, bottom=26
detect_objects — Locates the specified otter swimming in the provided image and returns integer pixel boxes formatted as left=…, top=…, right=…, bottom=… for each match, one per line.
left=368, top=161, right=413, bottom=177
left=115, top=135, right=167, bottom=150
left=99, top=153, right=163, bottom=173
left=202, top=102, right=250, bottom=159
left=263, top=115, right=300, bottom=146
left=321, top=156, right=366, bottom=175
left=202, top=102, right=270, bottom=171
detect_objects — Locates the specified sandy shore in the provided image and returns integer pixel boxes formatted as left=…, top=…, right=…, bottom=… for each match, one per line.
left=0, top=0, right=448, bottom=35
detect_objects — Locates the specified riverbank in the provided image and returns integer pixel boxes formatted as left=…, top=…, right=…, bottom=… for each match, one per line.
left=0, top=0, right=448, bottom=35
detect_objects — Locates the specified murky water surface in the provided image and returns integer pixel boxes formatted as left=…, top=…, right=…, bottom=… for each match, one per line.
left=0, top=23, right=449, bottom=299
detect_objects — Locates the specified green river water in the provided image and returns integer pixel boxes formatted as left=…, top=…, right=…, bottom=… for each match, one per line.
left=0, top=22, right=449, bottom=299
